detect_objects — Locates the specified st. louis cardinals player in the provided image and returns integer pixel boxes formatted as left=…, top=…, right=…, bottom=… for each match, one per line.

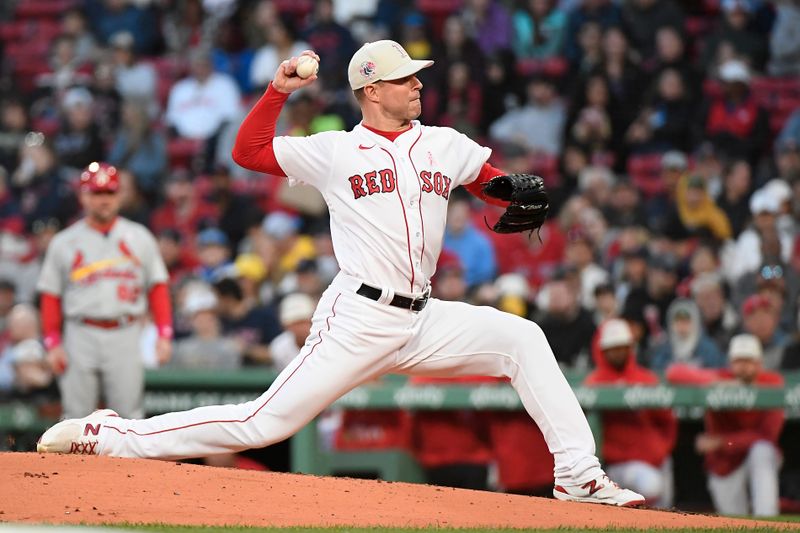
left=37, top=162, right=173, bottom=419
left=38, top=43, right=644, bottom=506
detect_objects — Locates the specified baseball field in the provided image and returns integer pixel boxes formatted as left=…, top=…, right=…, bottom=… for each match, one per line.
left=2, top=453, right=799, bottom=532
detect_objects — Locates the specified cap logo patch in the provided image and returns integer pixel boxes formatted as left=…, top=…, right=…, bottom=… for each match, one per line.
left=360, top=61, right=376, bottom=79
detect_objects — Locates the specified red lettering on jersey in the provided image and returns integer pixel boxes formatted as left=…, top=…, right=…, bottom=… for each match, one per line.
left=348, top=175, right=367, bottom=199
left=379, top=169, right=395, bottom=192
left=71, top=251, right=84, bottom=272
left=364, top=170, right=380, bottom=195
left=433, top=172, right=444, bottom=195
left=420, top=170, right=433, bottom=193
left=118, top=240, right=141, bottom=266
left=442, top=175, right=451, bottom=199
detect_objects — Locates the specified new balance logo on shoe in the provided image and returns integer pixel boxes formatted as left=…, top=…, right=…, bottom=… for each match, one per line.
left=84, top=423, right=101, bottom=436
left=582, top=479, right=602, bottom=495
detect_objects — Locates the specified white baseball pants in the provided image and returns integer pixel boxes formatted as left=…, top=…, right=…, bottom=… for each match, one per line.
left=99, top=273, right=604, bottom=486
left=707, top=440, right=781, bottom=517
left=606, top=459, right=673, bottom=508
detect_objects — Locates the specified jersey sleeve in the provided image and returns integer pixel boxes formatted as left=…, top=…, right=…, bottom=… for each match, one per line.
left=450, top=131, right=492, bottom=187
left=273, top=131, right=339, bottom=190
left=36, top=234, right=65, bottom=296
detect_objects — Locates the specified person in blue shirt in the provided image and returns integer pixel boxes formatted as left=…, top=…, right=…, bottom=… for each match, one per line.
left=444, top=192, right=497, bottom=288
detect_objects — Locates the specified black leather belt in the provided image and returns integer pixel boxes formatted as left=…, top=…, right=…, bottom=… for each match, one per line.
left=356, top=283, right=430, bottom=312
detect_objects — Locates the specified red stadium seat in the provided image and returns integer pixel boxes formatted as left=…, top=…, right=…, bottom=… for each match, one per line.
left=15, top=0, right=78, bottom=19
left=167, top=138, right=204, bottom=169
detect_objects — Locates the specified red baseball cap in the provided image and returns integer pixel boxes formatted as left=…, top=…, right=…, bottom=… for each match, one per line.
left=80, top=162, right=119, bottom=193
left=742, top=294, right=772, bottom=317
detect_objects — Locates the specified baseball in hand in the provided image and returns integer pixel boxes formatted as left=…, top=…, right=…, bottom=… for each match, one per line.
left=295, top=56, right=319, bottom=79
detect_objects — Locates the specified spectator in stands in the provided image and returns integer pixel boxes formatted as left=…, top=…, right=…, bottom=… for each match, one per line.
left=722, top=190, right=793, bottom=283
left=511, top=0, right=567, bottom=60
left=564, top=228, right=609, bottom=311
left=211, top=17, right=256, bottom=95
left=701, top=0, right=768, bottom=72
left=427, top=61, right=483, bottom=136
left=0, top=98, right=29, bottom=176
left=777, top=112, right=800, bottom=159
left=171, top=284, right=241, bottom=369
left=250, top=17, right=310, bottom=91
left=108, top=99, right=166, bottom=199
left=399, top=11, right=432, bottom=61
left=479, top=51, right=523, bottom=134
left=740, top=294, right=790, bottom=370
left=577, top=165, right=614, bottom=209
left=691, top=273, right=738, bottom=353
left=698, top=60, right=769, bottom=164
left=157, top=228, right=198, bottom=288
left=751, top=261, right=800, bottom=333
left=432, top=251, right=468, bottom=302
left=116, top=168, right=149, bottom=227
left=647, top=25, right=700, bottom=98
left=489, top=74, right=565, bottom=156
left=586, top=318, right=677, bottom=507
left=166, top=48, right=242, bottom=141
left=596, top=26, right=646, bottom=144
left=53, top=87, right=104, bottom=171
left=443, top=194, right=496, bottom=288
left=567, top=74, right=614, bottom=156
left=269, top=292, right=315, bottom=372
left=625, top=67, right=694, bottom=154
left=461, top=0, right=513, bottom=57
left=646, top=150, right=688, bottom=233
left=622, top=252, right=679, bottom=341
left=537, top=276, right=595, bottom=369
left=90, top=60, right=123, bottom=142
left=301, top=0, right=357, bottom=91
left=35, top=35, right=93, bottom=95
left=229, top=253, right=268, bottom=304
left=213, top=277, right=281, bottom=366
left=649, top=299, right=726, bottom=371
left=260, top=211, right=315, bottom=283
left=781, top=311, right=800, bottom=371
left=563, top=0, right=621, bottom=65
left=570, top=21, right=603, bottom=76
left=605, top=179, right=647, bottom=228
left=668, top=334, right=784, bottom=517
left=2, top=304, right=51, bottom=397
left=11, top=134, right=78, bottom=229
left=663, top=174, right=732, bottom=244
left=432, top=16, right=486, bottom=84
left=0, top=167, right=23, bottom=235
left=205, top=166, right=263, bottom=253
left=195, top=227, right=233, bottom=284
left=768, top=0, right=800, bottom=76
left=88, top=0, right=160, bottom=56
left=61, top=7, right=98, bottom=65
left=162, top=0, right=204, bottom=55
left=715, top=159, right=753, bottom=238
left=150, top=169, right=219, bottom=242
left=109, top=32, right=158, bottom=114
left=621, top=0, right=683, bottom=62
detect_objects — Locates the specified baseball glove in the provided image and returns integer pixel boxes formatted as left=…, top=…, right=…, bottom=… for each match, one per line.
left=482, top=174, right=549, bottom=234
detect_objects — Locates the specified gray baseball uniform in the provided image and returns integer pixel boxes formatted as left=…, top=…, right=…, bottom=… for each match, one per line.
left=37, top=217, right=169, bottom=418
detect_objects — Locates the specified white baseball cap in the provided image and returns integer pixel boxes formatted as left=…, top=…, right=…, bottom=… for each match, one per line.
left=749, top=189, right=780, bottom=215
left=348, top=40, right=433, bottom=90
left=280, top=293, right=315, bottom=325
left=728, top=333, right=762, bottom=361
left=599, top=319, right=634, bottom=350
left=719, top=59, right=751, bottom=83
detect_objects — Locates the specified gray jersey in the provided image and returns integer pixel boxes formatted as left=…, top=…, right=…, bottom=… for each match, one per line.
left=37, top=218, right=168, bottom=319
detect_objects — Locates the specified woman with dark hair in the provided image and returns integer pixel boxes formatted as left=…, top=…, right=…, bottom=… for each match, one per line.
left=512, top=0, right=567, bottom=59
left=566, top=74, right=615, bottom=157
left=250, top=17, right=309, bottom=90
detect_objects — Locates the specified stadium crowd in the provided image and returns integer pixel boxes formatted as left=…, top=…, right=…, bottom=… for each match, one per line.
left=0, top=0, right=798, bottom=515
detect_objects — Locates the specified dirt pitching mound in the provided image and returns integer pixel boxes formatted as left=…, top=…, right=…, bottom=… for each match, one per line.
left=0, top=453, right=795, bottom=530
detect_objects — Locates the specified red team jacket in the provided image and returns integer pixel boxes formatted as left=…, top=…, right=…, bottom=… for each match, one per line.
left=585, top=325, right=678, bottom=468
left=667, top=364, right=785, bottom=476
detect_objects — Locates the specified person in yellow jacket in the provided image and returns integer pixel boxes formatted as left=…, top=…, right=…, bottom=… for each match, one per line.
left=666, top=174, right=732, bottom=243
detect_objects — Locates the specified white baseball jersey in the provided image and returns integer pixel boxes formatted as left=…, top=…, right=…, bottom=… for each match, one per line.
left=274, top=122, right=491, bottom=294
left=37, top=217, right=168, bottom=319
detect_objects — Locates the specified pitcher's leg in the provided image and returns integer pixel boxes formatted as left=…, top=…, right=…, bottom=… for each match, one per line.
left=100, top=325, right=145, bottom=419
left=97, top=291, right=401, bottom=459
left=396, top=300, right=602, bottom=486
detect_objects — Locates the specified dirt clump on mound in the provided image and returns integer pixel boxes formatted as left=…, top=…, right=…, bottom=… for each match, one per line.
left=0, top=453, right=795, bottom=530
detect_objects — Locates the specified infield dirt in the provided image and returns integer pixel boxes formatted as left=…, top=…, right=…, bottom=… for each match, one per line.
left=0, top=453, right=797, bottom=530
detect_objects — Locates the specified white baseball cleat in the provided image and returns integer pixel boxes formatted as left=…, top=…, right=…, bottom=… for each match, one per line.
left=37, top=409, right=119, bottom=455
left=553, top=475, right=646, bottom=507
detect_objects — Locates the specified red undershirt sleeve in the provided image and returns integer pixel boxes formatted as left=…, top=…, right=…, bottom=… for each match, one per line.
left=40, top=292, right=63, bottom=350
left=148, top=283, right=173, bottom=339
left=464, top=162, right=509, bottom=207
left=231, top=83, right=288, bottom=177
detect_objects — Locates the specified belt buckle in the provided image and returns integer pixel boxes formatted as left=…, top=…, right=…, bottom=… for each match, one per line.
left=411, top=285, right=432, bottom=312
